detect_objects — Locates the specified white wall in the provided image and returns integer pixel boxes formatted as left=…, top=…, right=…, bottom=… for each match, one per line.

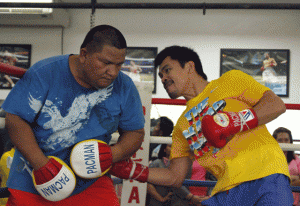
left=1, top=8, right=300, bottom=102
left=62, top=9, right=300, bottom=104
left=62, top=8, right=300, bottom=139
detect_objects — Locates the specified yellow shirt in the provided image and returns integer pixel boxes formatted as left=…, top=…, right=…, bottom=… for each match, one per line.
left=170, top=70, right=289, bottom=196
left=0, top=148, right=15, bottom=205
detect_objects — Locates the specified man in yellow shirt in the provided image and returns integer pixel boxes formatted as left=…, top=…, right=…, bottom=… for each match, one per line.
left=109, top=45, right=293, bottom=205
left=145, top=46, right=292, bottom=205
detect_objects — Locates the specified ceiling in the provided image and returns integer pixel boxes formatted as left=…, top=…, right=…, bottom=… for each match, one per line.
left=61, top=0, right=300, bottom=4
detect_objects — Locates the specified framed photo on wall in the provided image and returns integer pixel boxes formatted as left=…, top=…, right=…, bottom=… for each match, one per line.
left=0, top=44, right=31, bottom=89
left=220, top=49, right=290, bottom=97
left=121, top=47, right=158, bottom=94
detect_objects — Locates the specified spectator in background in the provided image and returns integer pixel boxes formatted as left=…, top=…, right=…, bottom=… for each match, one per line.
left=189, top=160, right=208, bottom=197
left=0, top=140, right=15, bottom=206
left=273, top=127, right=300, bottom=206
left=147, top=143, right=203, bottom=206
left=149, top=116, right=174, bottom=162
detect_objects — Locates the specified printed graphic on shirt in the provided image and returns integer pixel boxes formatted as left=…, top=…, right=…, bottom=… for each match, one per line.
left=19, top=157, right=32, bottom=175
left=182, top=95, right=225, bottom=159
left=29, top=84, right=113, bottom=151
left=29, top=93, right=43, bottom=114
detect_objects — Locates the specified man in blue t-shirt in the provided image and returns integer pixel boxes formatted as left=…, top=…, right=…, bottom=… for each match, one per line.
left=2, top=25, right=146, bottom=206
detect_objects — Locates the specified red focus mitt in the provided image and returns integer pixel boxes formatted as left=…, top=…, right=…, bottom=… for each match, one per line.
left=70, top=139, right=112, bottom=179
left=109, top=159, right=149, bottom=183
left=32, top=156, right=76, bottom=202
left=202, top=109, right=258, bottom=148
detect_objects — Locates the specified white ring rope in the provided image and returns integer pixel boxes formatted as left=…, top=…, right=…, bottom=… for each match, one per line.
left=111, top=134, right=300, bottom=151
left=279, top=143, right=300, bottom=151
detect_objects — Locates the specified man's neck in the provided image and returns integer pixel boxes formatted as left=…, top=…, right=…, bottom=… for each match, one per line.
left=184, top=76, right=209, bottom=101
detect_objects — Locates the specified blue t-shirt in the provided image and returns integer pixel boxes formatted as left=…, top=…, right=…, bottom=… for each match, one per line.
left=2, top=54, right=145, bottom=196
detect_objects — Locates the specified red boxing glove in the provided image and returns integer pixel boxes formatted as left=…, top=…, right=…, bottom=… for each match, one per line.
left=32, top=156, right=76, bottom=202
left=109, top=159, right=149, bottom=183
left=260, top=66, right=265, bottom=71
left=202, top=109, right=258, bottom=148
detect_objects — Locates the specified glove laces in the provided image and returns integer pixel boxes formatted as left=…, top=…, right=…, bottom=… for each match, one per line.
left=238, top=112, right=249, bottom=132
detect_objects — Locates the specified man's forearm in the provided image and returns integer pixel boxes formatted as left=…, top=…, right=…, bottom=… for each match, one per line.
left=110, top=128, right=145, bottom=162
left=148, top=157, right=192, bottom=188
left=5, top=113, right=48, bottom=170
left=253, top=90, right=286, bottom=126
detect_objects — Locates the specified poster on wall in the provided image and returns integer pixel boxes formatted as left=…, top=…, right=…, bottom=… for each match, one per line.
left=0, top=44, right=31, bottom=89
left=220, top=49, right=290, bottom=97
left=121, top=47, right=158, bottom=94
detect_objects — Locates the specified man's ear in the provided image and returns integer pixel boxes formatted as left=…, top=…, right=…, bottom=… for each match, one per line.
left=185, top=61, right=195, bottom=73
left=187, top=61, right=196, bottom=70
left=79, top=48, right=88, bottom=63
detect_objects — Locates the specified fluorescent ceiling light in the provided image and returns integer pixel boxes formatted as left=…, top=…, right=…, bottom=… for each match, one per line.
left=0, top=0, right=52, bottom=2
left=0, top=0, right=53, bottom=14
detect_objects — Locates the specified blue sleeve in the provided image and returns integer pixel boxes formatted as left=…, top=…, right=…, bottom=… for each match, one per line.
left=2, top=67, right=49, bottom=123
left=118, top=78, right=145, bottom=131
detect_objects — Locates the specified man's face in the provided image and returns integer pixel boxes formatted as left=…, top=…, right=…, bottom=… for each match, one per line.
left=158, top=56, right=189, bottom=99
left=151, top=121, right=161, bottom=136
left=79, top=45, right=126, bottom=89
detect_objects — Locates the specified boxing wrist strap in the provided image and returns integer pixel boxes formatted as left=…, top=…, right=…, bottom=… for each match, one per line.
left=109, top=159, right=149, bottom=183
left=129, top=161, right=148, bottom=182
left=129, top=161, right=137, bottom=179
left=238, top=108, right=258, bottom=132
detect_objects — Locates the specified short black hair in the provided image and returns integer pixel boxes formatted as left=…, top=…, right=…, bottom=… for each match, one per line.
left=272, top=127, right=295, bottom=163
left=154, top=45, right=207, bottom=80
left=159, top=116, right=174, bottom=137
left=80, top=25, right=127, bottom=53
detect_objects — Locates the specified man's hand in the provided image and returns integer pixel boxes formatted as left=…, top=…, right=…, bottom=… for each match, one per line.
left=202, top=109, right=258, bottom=148
left=290, top=175, right=299, bottom=183
left=70, top=139, right=113, bottom=179
left=32, top=156, right=76, bottom=202
left=160, top=192, right=173, bottom=202
left=109, top=158, right=149, bottom=183
left=191, top=195, right=210, bottom=206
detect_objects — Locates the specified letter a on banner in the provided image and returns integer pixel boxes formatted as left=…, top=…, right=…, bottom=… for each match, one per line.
left=128, top=186, right=140, bottom=203
left=120, top=81, right=152, bottom=206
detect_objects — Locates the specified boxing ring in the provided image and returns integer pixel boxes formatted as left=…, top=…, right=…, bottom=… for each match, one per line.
left=0, top=98, right=300, bottom=200
left=0, top=64, right=300, bottom=202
